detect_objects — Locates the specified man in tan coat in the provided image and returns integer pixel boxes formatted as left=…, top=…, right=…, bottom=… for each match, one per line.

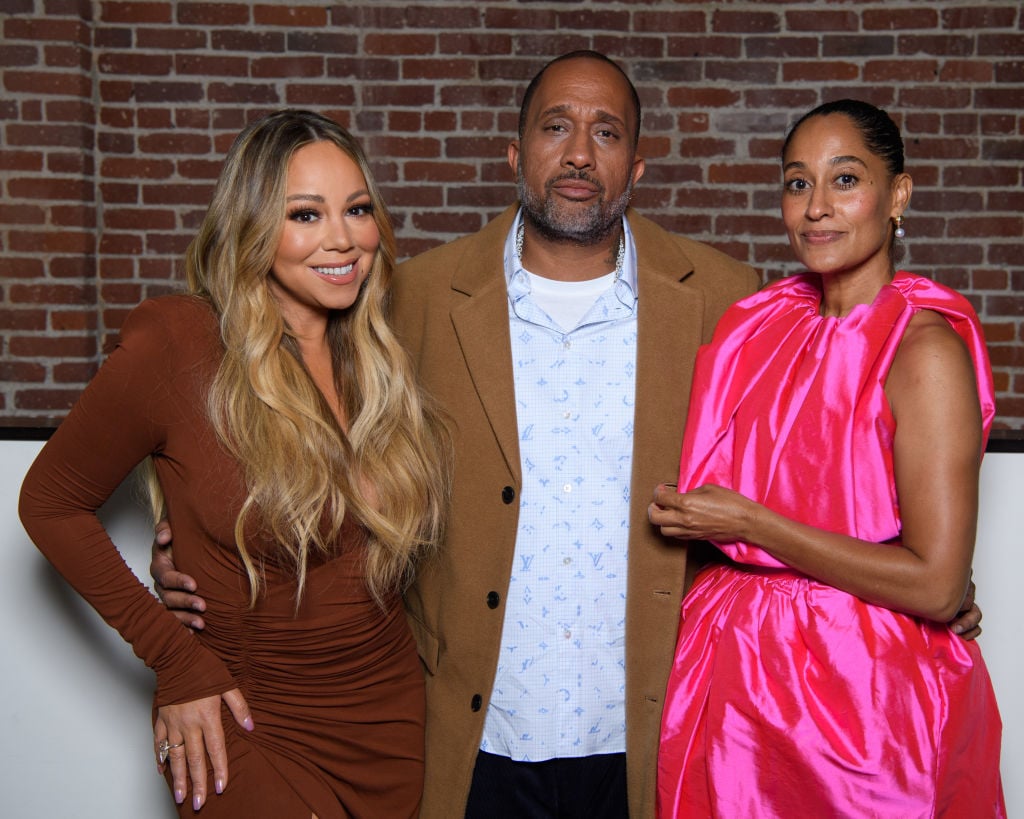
left=393, top=52, right=756, bottom=818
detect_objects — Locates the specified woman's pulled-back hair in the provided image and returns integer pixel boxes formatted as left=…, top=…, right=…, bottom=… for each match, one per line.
left=184, top=108, right=450, bottom=607
left=782, top=98, right=905, bottom=178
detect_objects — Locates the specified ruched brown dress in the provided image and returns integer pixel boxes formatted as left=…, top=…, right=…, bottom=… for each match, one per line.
left=19, top=296, right=425, bottom=818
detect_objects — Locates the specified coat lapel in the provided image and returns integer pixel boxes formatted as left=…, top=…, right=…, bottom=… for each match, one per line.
left=449, top=207, right=522, bottom=482
left=630, top=211, right=709, bottom=517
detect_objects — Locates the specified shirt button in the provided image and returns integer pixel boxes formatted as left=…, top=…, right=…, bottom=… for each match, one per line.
left=486, top=591, right=500, bottom=609
left=563, top=630, right=571, bottom=639
left=562, top=483, right=572, bottom=493
left=501, top=486, right=515, bottom=504
left=562, top=411, right=571, bottom=419
left=563, top=340, right=571, bottom=350
left=471, top=694, right=483, bottom=712
left=563, top=557, right=572, bottom=566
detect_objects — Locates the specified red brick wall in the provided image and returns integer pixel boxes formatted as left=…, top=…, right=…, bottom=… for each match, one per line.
left=2, top=1, right=1022, bottom=427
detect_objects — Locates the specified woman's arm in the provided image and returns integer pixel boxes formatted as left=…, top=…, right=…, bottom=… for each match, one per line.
left=18, top=299, right=245, bottom=808
left=650, top=311, right=983, bottom=623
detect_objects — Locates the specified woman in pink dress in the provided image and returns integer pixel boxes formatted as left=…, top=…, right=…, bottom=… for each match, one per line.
left=652, top=100, right=1004, bottom=817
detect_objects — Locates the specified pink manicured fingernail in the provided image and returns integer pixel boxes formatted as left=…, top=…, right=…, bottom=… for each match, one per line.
left=242, top=716, right=254, bottom=731
left=174, top=788, right=185, bottom=804
left=194, top=793, right=203, bottom=810
left=216, top=778, right=224, bottom=794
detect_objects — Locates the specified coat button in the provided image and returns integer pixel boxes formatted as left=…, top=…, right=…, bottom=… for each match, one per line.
left=471, top=694, right=483, bottom=712
left=501, top=486, right=515, bottom=504
left=486, top=591, right=500, bottom=609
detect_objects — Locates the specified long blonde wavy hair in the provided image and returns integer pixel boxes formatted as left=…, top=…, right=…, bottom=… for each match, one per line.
left=173, top=109, right=449, bottom=606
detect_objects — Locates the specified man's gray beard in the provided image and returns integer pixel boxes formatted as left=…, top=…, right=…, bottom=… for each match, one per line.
left=516, top=165, right=632, bottom=247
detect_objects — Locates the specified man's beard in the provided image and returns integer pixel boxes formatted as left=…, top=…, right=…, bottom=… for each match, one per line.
left=516, top=164, right=632, bottom=246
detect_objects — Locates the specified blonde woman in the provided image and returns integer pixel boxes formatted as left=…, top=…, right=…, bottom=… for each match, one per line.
left=20, top=109, right=449, bottom=818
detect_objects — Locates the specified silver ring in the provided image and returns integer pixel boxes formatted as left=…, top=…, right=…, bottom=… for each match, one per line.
left=158, top=738, right=185, bottom=765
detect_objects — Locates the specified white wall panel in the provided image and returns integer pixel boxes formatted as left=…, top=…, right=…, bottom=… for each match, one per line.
left=1, top=439, right=1019, bottom=816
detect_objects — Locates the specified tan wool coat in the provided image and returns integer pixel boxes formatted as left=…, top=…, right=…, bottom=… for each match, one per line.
left=392, top=205, right=760, bottom=818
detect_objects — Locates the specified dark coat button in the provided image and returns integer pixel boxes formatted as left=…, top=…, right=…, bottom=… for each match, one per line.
left=501, top=486, right=515, bottom=504
left=471, top=694, right=483, bottom=712
left=486, top=591, right=500, bottom=609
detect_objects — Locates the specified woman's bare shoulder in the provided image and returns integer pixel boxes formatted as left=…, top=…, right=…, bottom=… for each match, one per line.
left=889, top=308, right=978, bottom=419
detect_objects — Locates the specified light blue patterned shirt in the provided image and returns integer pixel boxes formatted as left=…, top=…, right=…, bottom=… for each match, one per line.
left=480, top=209, right=638, bottom=761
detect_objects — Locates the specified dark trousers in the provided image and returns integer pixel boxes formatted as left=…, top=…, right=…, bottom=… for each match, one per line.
left=464, top=750, right=628, bottom=819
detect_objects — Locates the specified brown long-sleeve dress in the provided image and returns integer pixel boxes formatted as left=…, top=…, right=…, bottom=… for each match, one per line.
left=19, top=295, right=424, bottom=819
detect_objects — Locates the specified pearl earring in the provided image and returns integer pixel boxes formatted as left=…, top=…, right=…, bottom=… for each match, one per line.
left=894, top=215, right=905, bottom=239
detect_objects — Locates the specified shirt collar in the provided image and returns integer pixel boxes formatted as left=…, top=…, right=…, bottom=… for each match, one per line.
left=503, top=207, right=638, bottom=302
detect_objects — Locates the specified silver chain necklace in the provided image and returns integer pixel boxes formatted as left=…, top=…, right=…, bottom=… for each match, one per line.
left=516, top=222, right=625, bottom=279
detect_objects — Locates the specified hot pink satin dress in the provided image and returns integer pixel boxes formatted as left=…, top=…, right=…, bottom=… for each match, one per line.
left=657, top=272, right=1005, bottom=818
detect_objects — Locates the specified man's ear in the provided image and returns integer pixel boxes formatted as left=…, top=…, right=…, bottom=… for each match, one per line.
left=507, top=139, right=520, bottom=179
left=631, top=154, right=646, bottom=187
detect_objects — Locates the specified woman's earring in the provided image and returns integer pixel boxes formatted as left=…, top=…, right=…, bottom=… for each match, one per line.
left=894, top=214, right=905, bottom=239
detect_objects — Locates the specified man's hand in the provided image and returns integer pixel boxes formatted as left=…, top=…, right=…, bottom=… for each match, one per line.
left=949, top=578, right=982, bottom=641
left=151, top=519, right=207, bottom=630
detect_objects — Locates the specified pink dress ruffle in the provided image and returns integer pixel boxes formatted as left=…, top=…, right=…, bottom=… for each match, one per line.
left=657, top=272, right=1004, bottom=818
